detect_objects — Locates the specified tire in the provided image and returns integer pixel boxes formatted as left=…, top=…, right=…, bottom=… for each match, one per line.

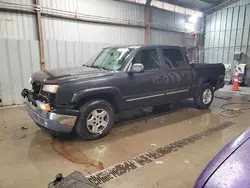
left=75, top=100, right=114, bottom=140
left=194, top=83, right=214, bottom=109
left=240, top=81, right=245, bottom=86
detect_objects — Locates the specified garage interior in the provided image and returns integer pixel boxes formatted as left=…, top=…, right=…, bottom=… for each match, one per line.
left=1, top=0, right=250, bottom=187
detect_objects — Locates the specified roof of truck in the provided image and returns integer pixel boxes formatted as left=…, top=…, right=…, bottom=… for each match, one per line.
left=105, top=45, right=183, bottom=49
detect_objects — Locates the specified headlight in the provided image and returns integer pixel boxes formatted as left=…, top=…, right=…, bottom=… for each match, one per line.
left=29, top=77, right=33, bottom=84
left=42, top=85, right=59, bottom=93
left=36, top=101, right=51, bottom=111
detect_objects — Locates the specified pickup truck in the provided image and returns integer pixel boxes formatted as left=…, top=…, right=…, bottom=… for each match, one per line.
left=21, top=45, right=225, bottom=140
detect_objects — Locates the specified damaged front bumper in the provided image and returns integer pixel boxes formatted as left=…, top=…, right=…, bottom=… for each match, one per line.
left=23, top=89, right=78, bottom=133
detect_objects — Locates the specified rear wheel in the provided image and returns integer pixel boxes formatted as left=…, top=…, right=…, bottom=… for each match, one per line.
left=240, top=81, right=245, bottom=86
left=75, top=100, right=114, bottom=140
left=195, top=83, right=214, bottom=109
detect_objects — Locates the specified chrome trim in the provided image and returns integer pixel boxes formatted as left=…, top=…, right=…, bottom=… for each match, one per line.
left=165, top=89, right=189, bottom=95
left=49, top=113, right=77, bottom=127
left=126, top=89, right=189, bottom=102
left=127, top=93, right=165, bottom=102
left=25, top=99, right=77, bottom=127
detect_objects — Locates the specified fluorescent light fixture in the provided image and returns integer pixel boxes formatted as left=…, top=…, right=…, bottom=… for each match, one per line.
left=127, top=0, right=146, bottom=4
left=175, top=5, right=185, bottom=14
left=185, top=22, right=194, bottom=31
left=152, top=0, right=163, bottom=9
left=189, top=15, right=198, bottom=23
left=196, top=11, right=203, bottom=17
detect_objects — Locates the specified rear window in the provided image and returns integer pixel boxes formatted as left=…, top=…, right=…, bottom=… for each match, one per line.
left=162, top=49, right=188, bottom=69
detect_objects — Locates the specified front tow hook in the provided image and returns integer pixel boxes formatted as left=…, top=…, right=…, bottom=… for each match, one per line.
left=21, top=88, right=29, bottom=98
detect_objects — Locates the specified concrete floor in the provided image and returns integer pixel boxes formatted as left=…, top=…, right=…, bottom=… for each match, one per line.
left=0, top=90, right=250, bottom=188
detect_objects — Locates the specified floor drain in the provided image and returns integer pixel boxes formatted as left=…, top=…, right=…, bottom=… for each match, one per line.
left=87, top=121, right=235, bottom=186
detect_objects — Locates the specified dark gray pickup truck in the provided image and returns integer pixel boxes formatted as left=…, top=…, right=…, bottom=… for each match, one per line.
left=22, top=45, right=225, bottom=140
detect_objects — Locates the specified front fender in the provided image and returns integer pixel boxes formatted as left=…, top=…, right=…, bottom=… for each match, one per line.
left=71, top=86, right=123, bottom=111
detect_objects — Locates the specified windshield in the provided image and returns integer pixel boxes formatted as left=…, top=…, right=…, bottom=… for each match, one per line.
left=84, top=47, right=133, bottom=71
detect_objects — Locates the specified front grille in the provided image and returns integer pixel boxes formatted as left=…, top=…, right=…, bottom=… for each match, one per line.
left=32, top=82, right=43, bottom=94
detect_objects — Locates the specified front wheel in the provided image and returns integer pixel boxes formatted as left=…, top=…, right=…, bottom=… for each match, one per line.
left=194, top=83, right=214, bottom=109
left=75, top=100, right=114, bottom=140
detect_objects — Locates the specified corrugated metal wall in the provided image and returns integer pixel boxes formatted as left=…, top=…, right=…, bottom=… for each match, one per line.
left=0, top=39, right=40, bottom=105
left=151, top=8, right=187, bottom=31
left=41, top=0, right=145, bottom=44
left=150, top=30, right=194, bottom=46
left=150, top=7, right=196, bottom=47
left=42, top=17, right=145, bottom=43
left=151, top=30, right=182, bottom=45
left=0, top=11, right=37, bottom=40
left=0, top=0, right=197, bottom=106
left=41, top=0, right=145, bottom=23
left=204, top=0, right=250, bottom=68
left=44, top=41, right=111, bottom=69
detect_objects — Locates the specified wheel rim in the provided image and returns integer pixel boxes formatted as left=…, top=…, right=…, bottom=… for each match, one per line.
left=86, top=109, right=109, bottom=134
left=202, top=89, right=212, bottom=104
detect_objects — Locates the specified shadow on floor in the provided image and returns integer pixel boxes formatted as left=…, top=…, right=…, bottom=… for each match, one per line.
left=27, top=99, right=213, bottom=171
left=50, top=99, right=210, bottom=141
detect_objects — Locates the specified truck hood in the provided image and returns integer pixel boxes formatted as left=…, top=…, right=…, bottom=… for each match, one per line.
left=31, top=66, right=113, bottom=84
left=194, top=128, right=250, bottom=188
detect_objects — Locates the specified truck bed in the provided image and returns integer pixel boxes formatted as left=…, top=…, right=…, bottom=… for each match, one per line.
left=193, top=63, right=225, bottom=80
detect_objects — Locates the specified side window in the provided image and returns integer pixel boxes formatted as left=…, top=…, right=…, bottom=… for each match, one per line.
left=133, top=49, right=160, bottom=70
left=162, top=49, right=188, bottom=68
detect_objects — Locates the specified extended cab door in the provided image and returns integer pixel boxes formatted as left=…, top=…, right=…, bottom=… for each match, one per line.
left=122, top=47, right=167, bottom=110
left=159, top=47, right=192, bottom=101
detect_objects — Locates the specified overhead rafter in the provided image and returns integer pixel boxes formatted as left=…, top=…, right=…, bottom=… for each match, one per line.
left=198, top=0, right=219, bottom=6
left=157, top=0, right=224, bottom=11
left=205, top=0, right=239, bottom=15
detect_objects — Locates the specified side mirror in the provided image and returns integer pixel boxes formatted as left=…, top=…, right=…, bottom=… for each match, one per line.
left=128, top=63, right=144, bottom=73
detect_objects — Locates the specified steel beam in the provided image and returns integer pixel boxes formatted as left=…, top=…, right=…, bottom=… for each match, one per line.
left=144, top=5, right=150, bottom=44
left=198, top=0, right=219, bottom=6
left=205, top=0, right=239, bottom=15
left=35, top=0, right=46, bottom=71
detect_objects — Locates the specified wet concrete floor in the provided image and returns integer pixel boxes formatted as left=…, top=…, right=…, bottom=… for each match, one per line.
left=0, top=90, right=250, bottom=188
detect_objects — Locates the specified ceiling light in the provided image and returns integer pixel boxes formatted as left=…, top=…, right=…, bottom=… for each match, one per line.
left=189, top=15, right=198, bottom=23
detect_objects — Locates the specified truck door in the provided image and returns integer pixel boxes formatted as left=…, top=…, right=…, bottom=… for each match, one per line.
left=122, top=48, right=167, bottom=110
left=159, top=47, right=192, bottom=101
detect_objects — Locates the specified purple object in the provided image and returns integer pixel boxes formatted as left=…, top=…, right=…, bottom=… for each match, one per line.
left=194, top=128, right=250, bottom=188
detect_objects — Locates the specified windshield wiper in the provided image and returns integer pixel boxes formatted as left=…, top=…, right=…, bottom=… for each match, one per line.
left=91, top=65, right=104, bottom=70
left=83, top=64, right=91, bottom=67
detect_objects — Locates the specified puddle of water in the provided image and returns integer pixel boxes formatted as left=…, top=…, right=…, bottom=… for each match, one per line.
left=52, top=139, right=106, bottom=170
left=50, top=98, right=232, bottom=171
left=87, top=121, right=235, bottom=186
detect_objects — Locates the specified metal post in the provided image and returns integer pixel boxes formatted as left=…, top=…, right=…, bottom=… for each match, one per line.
left=35, top=0, right=46, bottom=71
left=145, top=5, right=150, bottom=44
left=221, top=8, right=229, bottom=65
left=201, top=16, right=206, bottom=63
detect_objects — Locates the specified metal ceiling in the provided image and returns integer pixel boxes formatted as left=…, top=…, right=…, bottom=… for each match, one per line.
left=158, top=0, right=224, bottom=11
